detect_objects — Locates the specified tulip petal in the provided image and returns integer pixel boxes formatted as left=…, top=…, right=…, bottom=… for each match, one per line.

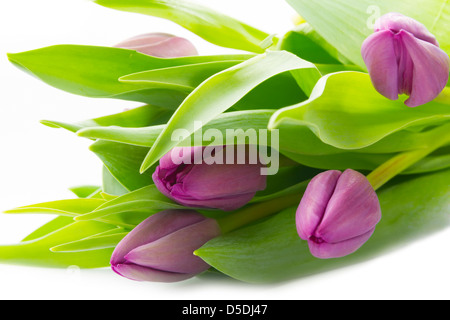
left=138, top=37, right=198, bottom=58
left=308, top=228, right=375, bottom=259
left=181, top=163, right=266, bottom=199
left=115, top=33, right=198, bottom=58
left=296, top=170, right=341, bottom=240
left=125, top=218, right=221, bottom=274
left=113, top=263, right=196, bottom=282
left=111, top=210, right=205, bottom=265
left=114, top=33, right=175, bottom=48
left=159, top=147, right=204, bottom=170
left=315, top=169, right=381, bottom=243
left=168, top=191, right=257, bottom=211
left=399, top=31, right=450, bottom=107
left=153, top=146, right=267, bottom=211
left=361, top=30, right=399, bottom=100
left=374, top=13, right=439, bottom=46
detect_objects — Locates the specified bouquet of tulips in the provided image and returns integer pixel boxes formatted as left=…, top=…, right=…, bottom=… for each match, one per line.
left=1, top=0, right=449, bottom=284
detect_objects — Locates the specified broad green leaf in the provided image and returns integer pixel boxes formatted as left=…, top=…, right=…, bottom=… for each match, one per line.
left=69, top=185, right=102, bottom=199
left=251, top=180, right=310, bottom=204
left=279, top=23, right=344, bottom=64
left=4, top=199, right=106, bottom=217
left=75, top=185, right=183, bottom=221
left=100, top=192, right=119, bottom=201
left=0, top=220, right=116, bottom=268
left=20, top=188, right=103, bottom=242
left=196, top=168, right=450, bottom=283
left=77, top=110, right=274, bottom=147
left=315, top=64, right=363, bottom=75
left=286, top=0, right=450, bottom=68
left=21, top=216, right=75, bottom=243
left=141, top=51, right=320, bottom=172
left=404, top=149, right=450, bottom=174
left=90, top=140, right=154, bottom=191
left=277, top=119, right=450, bottom=159
left=121, top=64, right=307, bottom=111
left=41, top=104, right=173, bottom=134
left=98, top=211, right=158, bottom=228
left=270, top=72, right=450, bottom=150
left=94, top=0, right=270, bottom=53
left=4, top=198, right=140, bottom=228
left=281, top=147, right=450, bottom=174
left=82, top=125, right=162, bottom=147
left=281, top=150, right=392, bottom=171
left=102, top=165, right=129, bottom=196
left=119, top=60, right=243, bottom=90
left=8, top=45, right=251, bottom=107
left=232, top=72, right=308, bottom=111
left=50, top=232, right=127, bottom=253
left=251, top=166, right=319, bottom=202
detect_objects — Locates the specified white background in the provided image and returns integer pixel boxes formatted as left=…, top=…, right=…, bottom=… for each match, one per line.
left=0, top=0, right=449, bottom=300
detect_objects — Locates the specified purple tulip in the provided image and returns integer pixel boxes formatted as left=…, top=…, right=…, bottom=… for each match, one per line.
left=361, top=13, right=449, bottom=107
left=296, top=169, right=382, bottom=259
left=111, top=210, right=221, bottom=282
left=152, top=146, right=267, bottom=211
left=115, top=32, right=198, bottom=58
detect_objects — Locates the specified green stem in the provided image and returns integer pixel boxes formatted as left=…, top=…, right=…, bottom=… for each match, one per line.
left=367, top=123, right=450, bottom=191
left=218, top=193, right=302, bottom=233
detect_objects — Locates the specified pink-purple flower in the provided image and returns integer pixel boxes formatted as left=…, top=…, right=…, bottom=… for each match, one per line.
left=115, top=32, right=198, bottom=58
left=296, top=169, right=382, bottom=259
left=361, top=13, right=449, bottom=107
left=152, top=146, right=267, bottom=211
left=111, top=210, right=220, bottom=282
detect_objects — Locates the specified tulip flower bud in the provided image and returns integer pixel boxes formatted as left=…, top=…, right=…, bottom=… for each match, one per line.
left=115, top=32, right=198, bottom=58
left=111, top=210, right=221, bottom=282
left=296, top=169, right=381, bottom=259
left=152, top=146, right=267, bottom=211
left=361, top=13, right=449, bottom=107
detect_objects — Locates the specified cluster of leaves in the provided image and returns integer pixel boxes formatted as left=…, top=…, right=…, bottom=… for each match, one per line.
left=1, top=0, right=449, bottom=283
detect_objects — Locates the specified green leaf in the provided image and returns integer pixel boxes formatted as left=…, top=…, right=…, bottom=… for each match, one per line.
left=8, top=45, right=250, bottom=107
left=94, top=0, right=270, bottom=53
left=4, top=199, right=106, bottom=217
left=90, top=140, right=154, bottom=191
left=232, top=72, right=308, bottom=111
left=196, top=168, right=450, bottom=283
left=41, top=104, right=173, bottom=134
left=50, top=231, right=127, bottom=253
left=119, top=60, right=244, bottom=91
left=102, top=165, right=129, bottom=196
left=75, top=185, right=183, bottom=222
left=21, top=187, right=102, bottom=242
left=315, top=64, right=363, bottom=75
left=4, top=197, right=141, bottom=228
left=403, top=150, right=450, bottom=174
left=140, top=51, right=320, bottom=172
left=251, top=180, right=310, bottom=204
left=69, top=185, right=102, bottom=199
left=21, top=217, right=75, bottom=243
left=0, top=220, right=117, bottom=268
left=100, top=192, right=119, bottom=201
left=281, top=147, right=450, bottom=173
left=251, top=166, right=319, bottom=203
left=275, top=121, right=450, bottom=176
left=286, top=0, right=450, bottom=68
left=279, top=23, right=344, bottom=64
left=270, top=72, right=450, bottom=150
left=78, top=110, right=274, bottom=147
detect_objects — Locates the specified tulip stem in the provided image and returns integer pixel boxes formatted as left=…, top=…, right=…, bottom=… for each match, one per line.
left=366, top=123, right=450, bottom=191
left=217, top=193, right=303, bottom=233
